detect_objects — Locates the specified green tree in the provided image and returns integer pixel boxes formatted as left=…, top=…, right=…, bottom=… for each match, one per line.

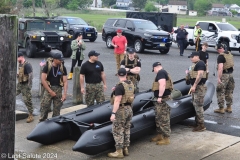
left=132, top=0, right=147, bottom=10
left=0, top=0, right=12, bottom=13
left=67, top=0, right=79, bottom=10
left=194, top=0, right=211, bottom=16
left=102, top=0, right=116, bottom=7
left=145, top=1, right=157, bottom=12
left=59, top=0, right=69, bottom=8
left=187, top=0, right=196, bottom=11
left=230, top=9, right=238, bottom=16
left=67, top=0, right=92, bottom=10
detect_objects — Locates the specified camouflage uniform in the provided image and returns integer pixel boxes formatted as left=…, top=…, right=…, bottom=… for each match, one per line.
left=216, top=74, right=235, bottom=108
left=192, top=85, right=207, bottom=124
left=39, top=86, right=63, bottom=121
left=85, top=83, right=105, bottom=106
left=153, top=96, right=171, bottom=137
left=112, top=105, right=133, bottom=149
left=16, top=83, right=33, bottom=114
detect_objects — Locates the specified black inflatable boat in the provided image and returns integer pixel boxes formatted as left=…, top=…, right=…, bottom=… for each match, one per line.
left=27, top=79, right=215, bottom=155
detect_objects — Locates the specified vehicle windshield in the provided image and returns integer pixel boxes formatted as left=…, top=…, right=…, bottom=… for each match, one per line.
left=133, top=21, right=158, bottom=30
left=216, top=23, right=238, bottom=31
left=45, top=21, right=64, bottom=31
left=67, top=18, right=88, bottom=25
left=27, top=21, right=44, bottom=30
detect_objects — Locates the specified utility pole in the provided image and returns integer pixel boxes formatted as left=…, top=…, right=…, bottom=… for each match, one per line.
left=0, top=14, right=17, bottom=159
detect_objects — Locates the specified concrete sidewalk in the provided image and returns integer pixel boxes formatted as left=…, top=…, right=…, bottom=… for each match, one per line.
left=15, top=105, right=240, bottom=160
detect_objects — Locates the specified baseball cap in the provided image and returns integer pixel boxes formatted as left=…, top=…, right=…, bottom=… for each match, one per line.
left=118, top=68, right=127, bottom=76
left=52, top=53, right=64, bottom=61
left=128, top=48, right=135, bottom=54
left=18, top=52, right=24, bottom=57
left=152, top=62, right=161, bottom=72
left=88, top=50, right=100, bottom=57
left=78, top=32, right=83, bottom=36
left=216, top=43, right=224, bottom=50
left=188, top=51, right=199, bottom=58
left=116, top=29, right=122, bottom=33
left=195, top=24, right=200, bottom=26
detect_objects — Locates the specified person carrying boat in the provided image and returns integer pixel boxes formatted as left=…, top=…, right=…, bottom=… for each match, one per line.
left=187, top=51, right=207, bottom=132
left=80, top=50, right=107, bottom=106
left=214, top=44, right=235, bottom=114
left=39, top=53, right=68, bottom=122
left=151, top=62, right=173, bottom=145
left=120, top=48, right=141, bottom=93
left=108, top=68, right=134, bottom=158
left=16, top=52, right=34, bottom=123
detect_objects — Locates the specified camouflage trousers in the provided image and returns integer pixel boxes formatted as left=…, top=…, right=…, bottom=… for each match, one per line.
left=16, top=83, right=33, bottom=114
left=85, top=83, right=105, bottom=106
left=112, top=105, right=133, bottom=150
left=39, top=86, right=63, bottom=121
left=127, top=75, right=139, bottom=93
left=216, top=73, right=235, bottom=108
left=153, top=96, right=171, bottom=137
left=192, top=85, right=207, bottom=124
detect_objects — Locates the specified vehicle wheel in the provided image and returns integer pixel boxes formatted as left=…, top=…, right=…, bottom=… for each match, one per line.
left=159, top=48, right=170, bottom=54
left=26, top=40, right=36, bottom=58
left=221, top=41, right=230, bottom=52
left=134, top=39, right=144, bottom=53
left=44, top=48, right=51, bottom=52
left=62, top=43, right=72, bottom=57
left=106, top=36, right=113, bottom=49
left=89, top=37, right=97, bottom=42
left=69, top=31, right=76, bottom=39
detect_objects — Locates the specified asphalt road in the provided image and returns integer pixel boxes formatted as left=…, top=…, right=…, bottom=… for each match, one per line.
left=16, top=35, right=240, bottom=137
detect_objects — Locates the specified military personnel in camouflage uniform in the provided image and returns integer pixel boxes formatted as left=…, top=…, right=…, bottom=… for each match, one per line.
left=214, top=44, right=235, bottom=114
left=187, top=52, right=207, bottom=132
left=151, top=62, right=173, bottom=145
left=120, top=48, right=141, bottom=93
left=80, top=50, right=107, bottom=106
left=108, top=68, right=134, bottom=158
left=16, top=52, right=34, bottom=123
left=39, top=53, right=68, bottom=122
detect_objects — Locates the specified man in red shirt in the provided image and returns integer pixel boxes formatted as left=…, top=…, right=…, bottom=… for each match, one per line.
left=112, top=29, right=128, bottom=75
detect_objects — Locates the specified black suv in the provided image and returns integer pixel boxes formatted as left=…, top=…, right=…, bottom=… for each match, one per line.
left=102, top=18, right=172, bottom=54
left=54, top=16, right=98, bottom=42
left=18, top=17, right=73, bottom=57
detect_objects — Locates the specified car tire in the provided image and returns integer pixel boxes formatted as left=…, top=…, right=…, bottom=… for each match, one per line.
left=106, top=36, right=113, bottom=49
left=221, top=41, right=230, bottom=52
left=159, top=48, right=170, bottom=54
left=134, top=39, right=144, bottom=53
left=62, top=42, right=72, bottom=57
left=69, top=31, right=76, bottom=39
left=89, top=37, right=97, bottom=42
left=26, top=40, right=36, bottom=58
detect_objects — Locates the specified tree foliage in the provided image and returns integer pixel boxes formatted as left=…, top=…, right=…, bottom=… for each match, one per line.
left=102, top=0, right=116, bottom=7
left=194, top=0, right=211, bottom=16
left=145, top=1, right=157, bottom=12
left=0, top=0, right=12, bottom=14
left=132, top=0, right=147, bottom=10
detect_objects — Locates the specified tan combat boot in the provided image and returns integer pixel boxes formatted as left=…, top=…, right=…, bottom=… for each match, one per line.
left=224, top=106, right=232, bottom=113
left=123, top=147, right=129, bottom=156
left=26, top=114, right=34, bottom=123
left=108, top=149, right=124, bottom=158
left=150, top=134, right=163, bottom=142
left=214, top=108, right=225, bottom=114
left=156, top=137, right=170, bottom=145
left=67, top=72, right=73, bottom=80
left=192, top=124, right=206, bottom=132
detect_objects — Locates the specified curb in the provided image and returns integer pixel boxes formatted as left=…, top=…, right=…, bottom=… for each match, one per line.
left=16, top=110, right=28, bottom=121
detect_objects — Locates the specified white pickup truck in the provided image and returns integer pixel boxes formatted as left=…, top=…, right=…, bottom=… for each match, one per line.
left=173, top=21, right=240, bottom=52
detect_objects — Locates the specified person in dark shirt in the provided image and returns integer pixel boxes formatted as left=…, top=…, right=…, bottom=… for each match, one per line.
left=16, top=52, right=34, bottom=123
left=120, top=48, right=141, bottom=93
left=214, top=44, right=235, bottom=114
left=150, top=62, right=172, bottom=145
left=187, top=51, right=207, bottom=132
left=39, top=53, right=68, bottom=122
left=108, top=68, right=134, bottom=158
left=199, top=42, right=209, bottom=72
left=80, top=50, right=107, bottom=106
left=174, top=24, right=188, bottom=56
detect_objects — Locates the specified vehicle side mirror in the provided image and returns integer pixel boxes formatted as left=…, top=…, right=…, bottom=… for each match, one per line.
left=158, top=26, right=162, bottom=30
left=127, top=27, right=135, bottom=31
left=238, top=28, right=240, bottom=31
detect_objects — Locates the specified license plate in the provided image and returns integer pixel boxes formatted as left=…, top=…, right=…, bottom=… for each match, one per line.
left=87, top=34, right=91, bottom=37
left=160, top=43, right=165, bottom=46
